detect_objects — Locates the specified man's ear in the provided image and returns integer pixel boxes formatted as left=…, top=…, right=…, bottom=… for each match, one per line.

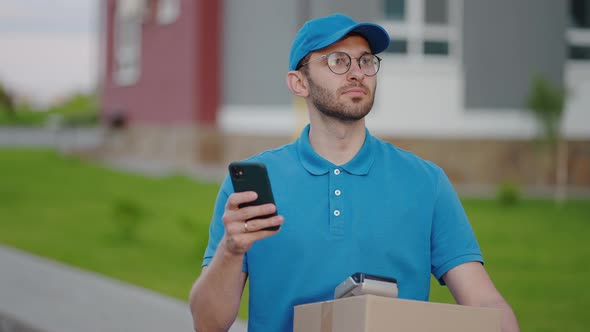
left=286, top=71, right=309, bottom=98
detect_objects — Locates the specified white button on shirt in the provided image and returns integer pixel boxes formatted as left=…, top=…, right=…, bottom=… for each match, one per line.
left=333, top=210, right=340, bottom=216
left=334, top=169, right=341, bottom=175
left=334, top=189, right=341, bottom=196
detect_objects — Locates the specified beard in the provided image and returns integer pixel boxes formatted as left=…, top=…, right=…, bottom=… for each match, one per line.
left=307, top=76, right=376, bottom=122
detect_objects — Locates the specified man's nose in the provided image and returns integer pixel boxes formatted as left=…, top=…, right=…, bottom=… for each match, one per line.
left=347, top=60, right=365, bottom=81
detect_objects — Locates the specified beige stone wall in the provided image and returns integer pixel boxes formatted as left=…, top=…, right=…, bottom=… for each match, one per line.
left=221, top=133, right=590, bottom=188
left=221, top=134, right=292, bottom=165
left=383, top=138, right=590, bottom=187
left=568, top=141, right=590, bottom=186
left=98, top=124, right=590, bottom=187
left=99, top=123, right=222, bottom=168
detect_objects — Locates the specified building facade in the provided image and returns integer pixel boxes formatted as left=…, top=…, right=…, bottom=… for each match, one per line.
left=100, top=0, right=222, bottom=164
left=100, top=0, right=590, bottom=189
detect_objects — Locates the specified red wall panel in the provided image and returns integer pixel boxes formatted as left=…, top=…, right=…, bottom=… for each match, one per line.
left=100, top=0, right=222, bottom=126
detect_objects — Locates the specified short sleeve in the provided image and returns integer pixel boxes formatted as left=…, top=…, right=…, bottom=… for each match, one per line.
left=201, top=175, right=249, bottom=273
left=430, top=168, right=483, bottom=284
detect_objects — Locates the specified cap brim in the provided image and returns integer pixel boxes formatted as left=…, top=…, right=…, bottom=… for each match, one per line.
left=310, top=22, right=390, bottom=55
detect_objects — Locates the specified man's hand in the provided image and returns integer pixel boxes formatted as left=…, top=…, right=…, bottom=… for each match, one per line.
left=221, top=191, right=284, bottom=255
left=190, top=190, right=282, bottom=332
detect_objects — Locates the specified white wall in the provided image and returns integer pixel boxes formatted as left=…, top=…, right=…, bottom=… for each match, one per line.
left=368, top=59, right=540, bottom=139
left=564, top=63, right=590, bottom=139
left=220, top=60, right=589, bottom=140
left=219, top=105, right=295, bottom=136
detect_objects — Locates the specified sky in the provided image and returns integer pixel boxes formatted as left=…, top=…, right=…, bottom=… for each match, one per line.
left=0, top=0, right=99, bottom=106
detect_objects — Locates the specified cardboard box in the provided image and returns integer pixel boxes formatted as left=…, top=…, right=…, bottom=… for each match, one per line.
left=294, top=295, right=501, bottom=332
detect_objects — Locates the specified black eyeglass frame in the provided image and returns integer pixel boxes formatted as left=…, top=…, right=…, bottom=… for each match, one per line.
left=298, top=51, right=382, bottom=76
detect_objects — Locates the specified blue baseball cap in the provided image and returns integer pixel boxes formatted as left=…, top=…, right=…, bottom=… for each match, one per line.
left=289, top=13, right=390, bottom=71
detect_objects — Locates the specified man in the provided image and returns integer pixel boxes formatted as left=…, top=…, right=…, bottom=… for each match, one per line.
left=189, top=13, right=520, bottom=332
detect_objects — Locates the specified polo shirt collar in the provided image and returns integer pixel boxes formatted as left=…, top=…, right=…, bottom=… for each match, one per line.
left=297, top=124, right=375, bottom=176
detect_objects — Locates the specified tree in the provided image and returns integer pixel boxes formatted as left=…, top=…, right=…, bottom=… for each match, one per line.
left=526, top=74, right=567, bottom=203
left=0, top=81, right=16, bottom=117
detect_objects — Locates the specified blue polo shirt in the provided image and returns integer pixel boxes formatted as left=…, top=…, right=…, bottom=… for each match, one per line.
left=203, top=124, right=483, bottom=332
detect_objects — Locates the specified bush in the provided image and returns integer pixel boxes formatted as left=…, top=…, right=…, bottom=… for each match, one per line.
left=496, top=181, right=521, bottom=206
left=0, top=82, right=15, bottom=116
left=47, top=93, right=99, bottom=127
left=0, top=104, right=48, bottom=126
left=111, top=198, right=147, bottom=241
left=177, top=215, right=209, bottom=260
left=0, top=92, right=98, bottom=127
left=527, top=75, right=565, bottom=146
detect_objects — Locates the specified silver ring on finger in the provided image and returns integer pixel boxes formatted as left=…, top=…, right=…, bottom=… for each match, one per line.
left=244, top=222, right=249, bottom=233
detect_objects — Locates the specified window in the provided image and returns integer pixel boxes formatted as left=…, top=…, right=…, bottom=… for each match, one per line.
left=570, top=0, right=590, bottom=28
left=570, top=45, right=590, bottom=60
left=568, top=0, right=590, bottom=61
left=381, top=0, right=456, bottom=59
left=384, top=0, right=406, bottom=21
left=423, top=41, right=449, bottom=55
left=157, top=0, right=181, bottom=25
left=424, top=0, right=448, bottom=25
left=114, top=0, right=144, bottom=86
left=385, top=39, right=408, bottom=54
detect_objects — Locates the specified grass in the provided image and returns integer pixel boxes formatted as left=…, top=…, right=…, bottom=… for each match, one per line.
left=0, top=149, right=219, bottom=308
left=1, top=148, right=589, bottom=330
left=429, top=199, right=590, bottom=332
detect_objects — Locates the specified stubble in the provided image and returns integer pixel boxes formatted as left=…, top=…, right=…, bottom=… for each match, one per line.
left=307, top=76, right=376, bottom=122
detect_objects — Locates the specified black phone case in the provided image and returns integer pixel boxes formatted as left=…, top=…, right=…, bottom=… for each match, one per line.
left=228, top=162, right=279, bottom=231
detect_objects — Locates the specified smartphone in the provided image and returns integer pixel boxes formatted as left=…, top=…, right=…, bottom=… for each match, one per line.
left=228, top=161, right=280, bottom=231
left=334, top=272, right=398, bottom=299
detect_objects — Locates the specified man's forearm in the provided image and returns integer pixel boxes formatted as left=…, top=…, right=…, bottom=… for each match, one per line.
left=444, top=263, right=520, bottom=332
left=483, top=299, right=520, bottom=332
left=189, top=241, right=246, bottom=332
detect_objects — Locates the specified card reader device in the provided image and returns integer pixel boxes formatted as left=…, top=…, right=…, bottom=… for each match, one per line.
left=334, top=272, right=398, bottom=299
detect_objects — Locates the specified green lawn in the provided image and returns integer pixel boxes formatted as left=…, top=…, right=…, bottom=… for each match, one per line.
left=429, top=199, right=590, bottom=332
left=1, top=148, right=589, bottom=331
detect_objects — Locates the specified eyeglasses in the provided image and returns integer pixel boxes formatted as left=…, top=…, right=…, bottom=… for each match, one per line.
left=299, top=51, right=382, bottom=76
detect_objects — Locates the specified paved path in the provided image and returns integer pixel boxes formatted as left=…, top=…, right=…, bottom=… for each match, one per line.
left=0, top=127, right=101, bottom=149
left=0, top=127, right=227, bottom=183
left=0, top=245, right=247, bottom=332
